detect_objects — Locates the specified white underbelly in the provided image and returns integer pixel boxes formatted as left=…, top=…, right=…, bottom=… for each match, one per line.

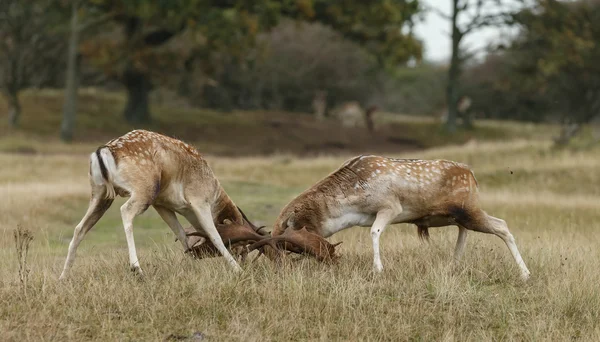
left=322, top=212, right=376, bottom=237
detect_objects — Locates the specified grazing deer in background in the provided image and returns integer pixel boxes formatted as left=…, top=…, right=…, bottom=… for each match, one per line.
left=250, top=155, right=531, bottom=280
left=364, top=105, right=378, bottom=133
left=333, top=102, right=364, bottom=128
left=59, top=130, right=265, bottom=279
left=312, top=90, right=328, bottom=122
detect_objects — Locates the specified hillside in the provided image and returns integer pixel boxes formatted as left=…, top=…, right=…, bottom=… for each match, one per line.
left=0, top=89, right=556, bottom=156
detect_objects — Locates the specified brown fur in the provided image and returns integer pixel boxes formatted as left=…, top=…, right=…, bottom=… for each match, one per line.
left=103, top=130, right=248, bottom=228
left=269, top=155, right=530, bottom=279
left=274, top=155, right=480, bottom=237
left=60, top=130, right=252, bottom=278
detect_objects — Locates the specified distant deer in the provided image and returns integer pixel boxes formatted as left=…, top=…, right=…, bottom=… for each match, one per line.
left=364, top=105, right=378, bottom=133
left=59, top=130, right=266, bottom=279
left=312, top=90, right=328, bottom=122
left=333, top=102, right=364, bottom=128
left=249, top=155, right=531, bottom=280
left=440, top=95, right=473, bottom=126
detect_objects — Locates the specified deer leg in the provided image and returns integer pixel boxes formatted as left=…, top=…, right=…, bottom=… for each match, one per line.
left=370, top=209, right=397, bottom=273
left=485, top=214, right=530, bottom=280
left=60, top=187, right=113, bottom=280
left=188, top=202, right=242, bottom=272
left=453, top=226, right=468, bottom=262
left=463, top=211, right=530, bottom=280
left=154, top=205, right=190, bottom=252
left=120, top=194, right=152, bottom=275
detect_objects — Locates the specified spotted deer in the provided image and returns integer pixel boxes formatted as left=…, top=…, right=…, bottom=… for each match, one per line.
left=59, top=130, right=266, bottom=279
left=250, top=155, right=531, bottom=280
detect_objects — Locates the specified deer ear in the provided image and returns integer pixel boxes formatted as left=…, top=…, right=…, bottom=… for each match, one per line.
left=223, top=219, right=233, bottom=225
left=285, top=213, right=296, bottom=228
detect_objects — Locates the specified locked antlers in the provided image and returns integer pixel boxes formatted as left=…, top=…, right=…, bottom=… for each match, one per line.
left=247, top=227, right=341, bottom=262
left=184, top=223, right=341, bottom=262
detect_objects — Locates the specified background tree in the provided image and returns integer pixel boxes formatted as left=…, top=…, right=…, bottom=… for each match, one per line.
left=459, top=0, right=600, bottom=144
left=513, top=0, right=600, bottom=145
left=198, top=20, right=377, bottom=112
left=300, top=0, right=424, bottom=116
left=197, top=0, right=424, bottom=113
left=303, top=0, right=423, bottom=68
left=78, top=0, right=283, bottom=124
left=0, top=0, right=64, bottom=128
left=431, top=0, right=510, bottom=132
left=61, top=0, right=116, bottom=142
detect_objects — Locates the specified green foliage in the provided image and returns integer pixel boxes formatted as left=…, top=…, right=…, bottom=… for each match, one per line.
left=80, top=0, right=282, bottom=75
left=179, top=0, right=425, bottom=113
left=301, top=0, right=423, bottom=67
left=198, top=20, right=378, bottom=112
left=0, top=0, right=66, bottom=92
left=463, top=0, right=600, bottom=123
left=77, top=0, right=287, bottom=122
left=384, top=64, right=446, bottom=115
left=193, top=20, right=438, bottom=114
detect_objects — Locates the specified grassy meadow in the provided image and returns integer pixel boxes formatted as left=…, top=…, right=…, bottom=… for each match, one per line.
left=1, top=90, right=600, bottom=341
left=1, top=139, right=600, bottom=341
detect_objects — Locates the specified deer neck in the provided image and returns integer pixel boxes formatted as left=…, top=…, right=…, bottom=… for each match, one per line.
left=274, top=184, right=357, bottom=238
left=275, top=164, right=380, bottom=238
left=212, top=186, right=243, bottom=225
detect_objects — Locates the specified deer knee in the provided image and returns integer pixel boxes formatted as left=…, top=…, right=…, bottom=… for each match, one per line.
left=370, top=226, right=382, bottom=239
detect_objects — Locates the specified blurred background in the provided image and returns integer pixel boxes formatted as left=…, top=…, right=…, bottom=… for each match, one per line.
left=2, top=0, right=599, bottom=154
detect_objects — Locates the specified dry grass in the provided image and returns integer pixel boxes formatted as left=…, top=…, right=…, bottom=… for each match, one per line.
left=1, top=138, right=600, bottom=341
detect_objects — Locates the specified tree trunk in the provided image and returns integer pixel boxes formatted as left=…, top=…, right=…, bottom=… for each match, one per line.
left=444, top=0, right=462, bottom=133
left=123, top=66, right=152, bottom=124
left=6, top=90, right=21, bottom=128
left=61, top=3, right=80, bottom=142
left=445, top=52, right=460, bottom=132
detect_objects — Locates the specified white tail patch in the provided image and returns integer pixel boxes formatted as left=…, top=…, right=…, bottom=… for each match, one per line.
left=90, top=152, right=104, bottom=186
left=89, top=148, right=117, bottom=199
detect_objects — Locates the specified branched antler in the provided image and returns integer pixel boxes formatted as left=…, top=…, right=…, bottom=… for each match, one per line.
left=182, top=222, right=342, bottom=263
left=183, top=219, right=270, bottom=260
left=247, top=227, right=341, bottom=262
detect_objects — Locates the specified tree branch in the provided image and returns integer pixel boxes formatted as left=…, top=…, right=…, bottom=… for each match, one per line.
left=425, top=4, right=452, bottom=21
left=463, top=13, right=507, bottom=35
left=77, top=12, right=118, bottom=33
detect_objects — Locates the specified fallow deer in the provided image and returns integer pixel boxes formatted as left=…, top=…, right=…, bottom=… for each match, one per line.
left=333, top=102, right=364, bottom=128
left=249, top=155, right=531, bottom=280
left=59, top=130, right=267, bottom=279
left=364, top=105, right=378, bottom=133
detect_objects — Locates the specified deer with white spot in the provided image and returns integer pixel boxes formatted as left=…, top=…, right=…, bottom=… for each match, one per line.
left=249, top=155, right=531, bottom=280
left=59, top=130, right=268, bottom=279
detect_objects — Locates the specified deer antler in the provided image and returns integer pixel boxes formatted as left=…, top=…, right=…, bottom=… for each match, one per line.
left=247, top=227, right=341, bottom=262
left=236, top=206, right=269, bottom=236
left=184, top=219, right=270, bottom=259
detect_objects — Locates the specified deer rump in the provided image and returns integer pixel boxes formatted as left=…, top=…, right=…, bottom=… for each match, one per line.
left=183, top=219, right=340, bottom=263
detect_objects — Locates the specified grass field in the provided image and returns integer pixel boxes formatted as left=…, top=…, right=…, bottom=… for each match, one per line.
left=1, top=133, right=600, bottom=341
